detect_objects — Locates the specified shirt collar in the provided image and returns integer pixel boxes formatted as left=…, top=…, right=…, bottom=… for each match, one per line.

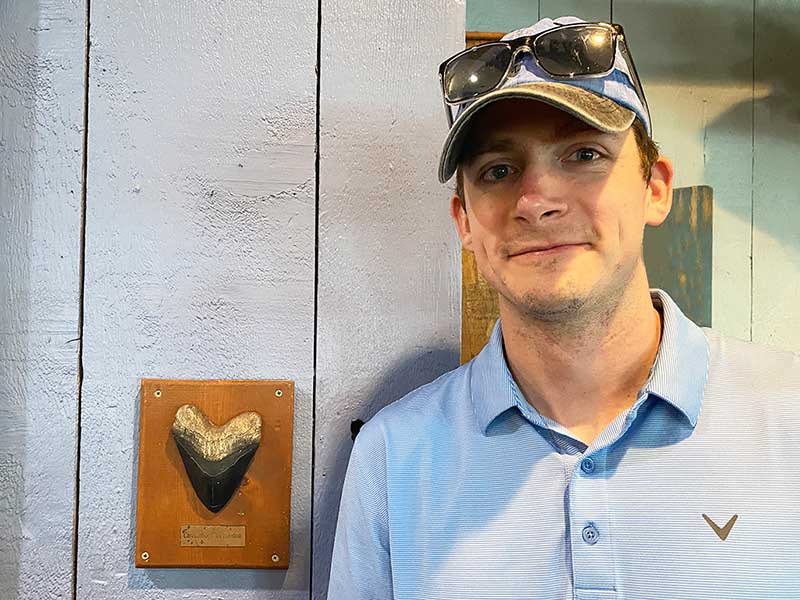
left=469, top=288, right=710, bottom=435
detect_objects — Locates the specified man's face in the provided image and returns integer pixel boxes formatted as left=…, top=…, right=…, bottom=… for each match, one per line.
left=450, top=98, right=673, bottom=322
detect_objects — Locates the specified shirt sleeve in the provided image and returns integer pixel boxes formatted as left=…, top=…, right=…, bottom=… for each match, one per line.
left=327, top=418, right=393, bottom=599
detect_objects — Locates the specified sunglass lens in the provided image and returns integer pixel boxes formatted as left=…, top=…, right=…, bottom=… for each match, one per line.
left=444, top=43, right=512, bottom=103
left=534, top=25, right=615, bottom=76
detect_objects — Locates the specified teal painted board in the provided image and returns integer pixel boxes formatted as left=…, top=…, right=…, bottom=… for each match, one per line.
left=467, top=0, right=539, bottom=32
left=752, top=0, right=800, bottom=352
left=467, top=1, right=609, bottom=32
left=644, top=186, right=713, bottom=327
left=539, top=0, right=610, bottom=22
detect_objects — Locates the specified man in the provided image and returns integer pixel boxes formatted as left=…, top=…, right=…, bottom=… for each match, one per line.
left=328, top=16, right=800, bottom=600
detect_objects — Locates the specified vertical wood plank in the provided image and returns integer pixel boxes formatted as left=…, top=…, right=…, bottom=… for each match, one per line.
left=644, top=187, right=714, bottom=327
left=461, top=247, right=499, bottom=364
left=0, top=1, right=85, bottom=598
left=752, top=0, right=800, bottom=352
left=615, top=0, right=754, bottom=336
left=314, top=0, right=464, bottom=597
left=79, top=0, right=316, bottom=597
left=459, top=32, right=500, bottom=365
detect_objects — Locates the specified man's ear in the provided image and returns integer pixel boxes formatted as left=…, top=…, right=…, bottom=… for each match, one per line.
left=644, top=155, right=674, bottom=227
left=450, top=194, right=473, bottom=251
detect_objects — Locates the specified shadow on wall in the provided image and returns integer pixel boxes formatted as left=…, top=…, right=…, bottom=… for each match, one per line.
left=611, top=0, right=800, bottom=253
left=313, top=345, right=460, bottom=599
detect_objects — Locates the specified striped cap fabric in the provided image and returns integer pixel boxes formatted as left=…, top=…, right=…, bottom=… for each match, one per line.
left=438, top=15, right=651, bottom=183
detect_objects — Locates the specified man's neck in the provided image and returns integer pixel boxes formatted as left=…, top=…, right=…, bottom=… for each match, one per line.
left=499, top=279, right=663, bottom=446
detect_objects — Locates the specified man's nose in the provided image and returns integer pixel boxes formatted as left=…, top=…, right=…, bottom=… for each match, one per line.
left=514, top=167, right=569, bottom=223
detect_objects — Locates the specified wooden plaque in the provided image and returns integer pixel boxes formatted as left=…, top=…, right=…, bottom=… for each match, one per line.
left=135, top=379, right=293, bottom=568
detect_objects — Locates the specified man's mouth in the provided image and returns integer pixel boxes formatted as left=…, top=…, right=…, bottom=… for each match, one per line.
left=510, top=243, right=589, bottom=257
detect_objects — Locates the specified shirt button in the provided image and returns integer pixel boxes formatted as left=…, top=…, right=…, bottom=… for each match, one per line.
left=582, top=524, right=600, bottom=545
left=580, top=457, right=595, bottom=474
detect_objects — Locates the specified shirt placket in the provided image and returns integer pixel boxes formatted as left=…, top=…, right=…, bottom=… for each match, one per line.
left=568, top=450, right=618, bottom=600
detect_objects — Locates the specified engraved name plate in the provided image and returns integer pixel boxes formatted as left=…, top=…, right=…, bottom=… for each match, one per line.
left=180, top=524, right=246, bottom=547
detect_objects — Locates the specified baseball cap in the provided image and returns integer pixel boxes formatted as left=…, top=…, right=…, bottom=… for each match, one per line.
left=438, top=16, right=651, bottom=183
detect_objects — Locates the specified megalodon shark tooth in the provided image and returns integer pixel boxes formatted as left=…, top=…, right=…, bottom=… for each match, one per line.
left=171, top=404, right=262, bottom=513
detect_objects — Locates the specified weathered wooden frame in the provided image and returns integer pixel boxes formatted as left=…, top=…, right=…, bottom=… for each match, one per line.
left=135, top=379, right=293, bottom=569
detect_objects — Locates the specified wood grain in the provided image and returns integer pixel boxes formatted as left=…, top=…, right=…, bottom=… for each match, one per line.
left=461, top=249, right=499, bottom=364
left=465, top=31, right=506, bottom=45
left=644, top=186, right=714, bottom=327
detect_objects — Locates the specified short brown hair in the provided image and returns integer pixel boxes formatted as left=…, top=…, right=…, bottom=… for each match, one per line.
left=454, top=117, right=660, bottom=207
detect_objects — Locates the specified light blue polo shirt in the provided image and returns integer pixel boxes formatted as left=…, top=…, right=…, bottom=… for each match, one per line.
left=328, top=289, right=800, bottom=600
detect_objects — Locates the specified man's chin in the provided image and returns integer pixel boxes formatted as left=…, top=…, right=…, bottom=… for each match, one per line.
left=504, top=287, right=593, bottom=321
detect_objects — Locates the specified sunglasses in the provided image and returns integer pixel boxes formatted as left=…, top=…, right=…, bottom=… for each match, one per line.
left=438, top=22, right=649, bottom=127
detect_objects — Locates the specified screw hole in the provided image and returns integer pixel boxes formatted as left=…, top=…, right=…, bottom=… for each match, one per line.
left=154, top=390, right=161, bottom=398
left=271, top=554, right=280, bottom=562
left=275, top=389, right=283, bottom=397
left=141, top=551, right=150, bottom=561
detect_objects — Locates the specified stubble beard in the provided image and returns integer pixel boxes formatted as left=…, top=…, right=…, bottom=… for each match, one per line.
left=497, top=251, right=641, bottom=334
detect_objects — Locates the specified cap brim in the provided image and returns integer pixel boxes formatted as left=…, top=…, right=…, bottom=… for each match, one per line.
left=438, top=82, right=636, bottom=183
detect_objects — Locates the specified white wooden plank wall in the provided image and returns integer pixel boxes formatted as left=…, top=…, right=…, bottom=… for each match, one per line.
left=312, top=1, right=465, bottom=597
left=0, top=1, right=85, bottom=598
left=77, top=1, right=317, bottom=598
left=3, top=1, right=800, bottom=600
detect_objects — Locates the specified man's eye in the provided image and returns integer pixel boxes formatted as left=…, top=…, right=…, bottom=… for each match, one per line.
left=571, top=148, right=602, bottom=162
left=482, top=164, right=513, bottom=181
